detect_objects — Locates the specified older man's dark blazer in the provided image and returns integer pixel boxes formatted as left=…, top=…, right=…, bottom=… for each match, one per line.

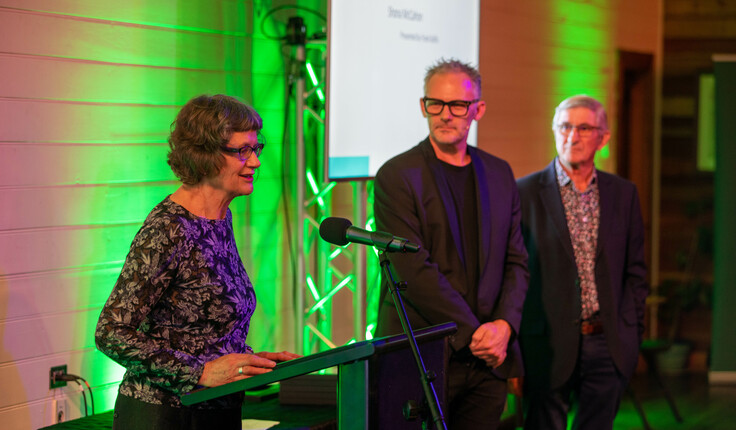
left=517, top=160, right=649, bottom=390
left=374, top=138, right=529, bottom=378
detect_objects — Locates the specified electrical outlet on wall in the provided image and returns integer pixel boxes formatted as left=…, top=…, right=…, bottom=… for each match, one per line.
left=51, top=398, right=67, bottom=423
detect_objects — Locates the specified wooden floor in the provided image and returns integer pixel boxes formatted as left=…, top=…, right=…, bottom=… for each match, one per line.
left=614, top=371, right=736, bottom=430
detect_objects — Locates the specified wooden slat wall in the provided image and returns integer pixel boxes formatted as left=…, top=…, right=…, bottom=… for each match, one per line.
left=0, top=1, right=294, bottom=428
left=479, top=0, right=662, bottom=179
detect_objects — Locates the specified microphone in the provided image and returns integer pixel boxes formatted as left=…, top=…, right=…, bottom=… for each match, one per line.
left=319, top=217, right=420, bottom=253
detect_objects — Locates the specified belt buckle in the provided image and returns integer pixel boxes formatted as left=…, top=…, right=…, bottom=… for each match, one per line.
left=581, top=319, right=602, bottom=335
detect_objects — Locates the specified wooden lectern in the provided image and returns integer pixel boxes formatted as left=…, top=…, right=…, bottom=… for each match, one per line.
left=181, top=322, right=456, bottom=429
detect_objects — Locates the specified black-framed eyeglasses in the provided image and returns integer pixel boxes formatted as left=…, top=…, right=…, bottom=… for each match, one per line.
left=555, top=123, right=600, bottom=137
left=221, top=143, right=265, bottom=161
left=422, top=97, right=479, bottom=117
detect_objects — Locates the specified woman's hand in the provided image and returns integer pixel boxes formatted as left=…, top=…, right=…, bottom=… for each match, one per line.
left=254, top=351, right=302, bottom=362
left=197, top=351, right=302, bottom=388
left=198, top=353, right=275, bottom=387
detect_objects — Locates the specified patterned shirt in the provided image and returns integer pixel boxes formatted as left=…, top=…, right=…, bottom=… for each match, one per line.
left=555, top=159, right=600, bottom=320
left=95, top=196, right=256, bottom=409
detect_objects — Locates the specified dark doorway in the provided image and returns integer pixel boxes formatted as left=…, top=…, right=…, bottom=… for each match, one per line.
left=617, top=50, right=654, bottom=270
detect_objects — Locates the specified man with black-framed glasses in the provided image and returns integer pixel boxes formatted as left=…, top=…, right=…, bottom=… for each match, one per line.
left=374, top=58, right=529, bottom=429
left=517, top=95, right=648, bottom=430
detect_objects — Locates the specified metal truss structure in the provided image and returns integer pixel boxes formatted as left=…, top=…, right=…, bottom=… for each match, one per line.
left=290, top=41, right=381, bottom=357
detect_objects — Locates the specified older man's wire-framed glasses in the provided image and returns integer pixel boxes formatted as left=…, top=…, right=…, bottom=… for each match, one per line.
left=422, top=97, right=479, bottom=117
left=555, top=123, right=600, bottom=137
left=221, top=141, right=265, bottom=161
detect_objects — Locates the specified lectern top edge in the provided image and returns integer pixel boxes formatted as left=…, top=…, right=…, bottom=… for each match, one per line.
left=180, top=322, right=457, bottom=406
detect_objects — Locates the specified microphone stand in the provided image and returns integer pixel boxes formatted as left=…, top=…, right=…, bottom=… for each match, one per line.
left=378, top=250, right=447, bottom=430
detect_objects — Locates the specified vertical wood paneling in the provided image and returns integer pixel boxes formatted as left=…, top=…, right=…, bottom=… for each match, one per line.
left=479, top=0, right=662, bottom=178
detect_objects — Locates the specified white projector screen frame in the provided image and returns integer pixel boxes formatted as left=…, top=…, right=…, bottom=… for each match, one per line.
left=325, top=0, right=480, bottom=181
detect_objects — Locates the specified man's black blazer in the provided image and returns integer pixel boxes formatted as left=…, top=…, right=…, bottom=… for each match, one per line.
left=374, top=138, right=529, bottom=378
left=517, top=160, right=649, bottom=390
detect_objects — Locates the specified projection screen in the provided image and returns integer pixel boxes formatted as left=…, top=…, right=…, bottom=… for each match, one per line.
left=325, top=0, right=480, bottom=181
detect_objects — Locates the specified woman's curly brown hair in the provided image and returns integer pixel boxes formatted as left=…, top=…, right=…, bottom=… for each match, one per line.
left=167, top=94, right=263, bottom=185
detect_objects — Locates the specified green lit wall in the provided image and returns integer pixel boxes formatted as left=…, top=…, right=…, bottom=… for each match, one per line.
left=478, top=0, right=658, bottom=177
left=548, top=0, right=614, bottom=164
left=0, top=1, right=293, bottom=427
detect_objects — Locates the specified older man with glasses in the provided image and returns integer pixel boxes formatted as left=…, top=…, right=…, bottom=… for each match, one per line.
left=516, top=95, right=649, bottom=430
left=373, top=58, right=529, bottom=429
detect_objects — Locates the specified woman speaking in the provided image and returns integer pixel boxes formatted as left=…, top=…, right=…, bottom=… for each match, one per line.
left=95, top=94, right=298, bottom=429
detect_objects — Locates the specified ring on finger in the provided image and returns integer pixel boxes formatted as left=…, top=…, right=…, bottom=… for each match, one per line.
left=238, top=367, right=243, bottom=375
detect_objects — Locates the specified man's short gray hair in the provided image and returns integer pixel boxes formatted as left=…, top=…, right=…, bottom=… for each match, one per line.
left=552, top=95, right=608, bottom=132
